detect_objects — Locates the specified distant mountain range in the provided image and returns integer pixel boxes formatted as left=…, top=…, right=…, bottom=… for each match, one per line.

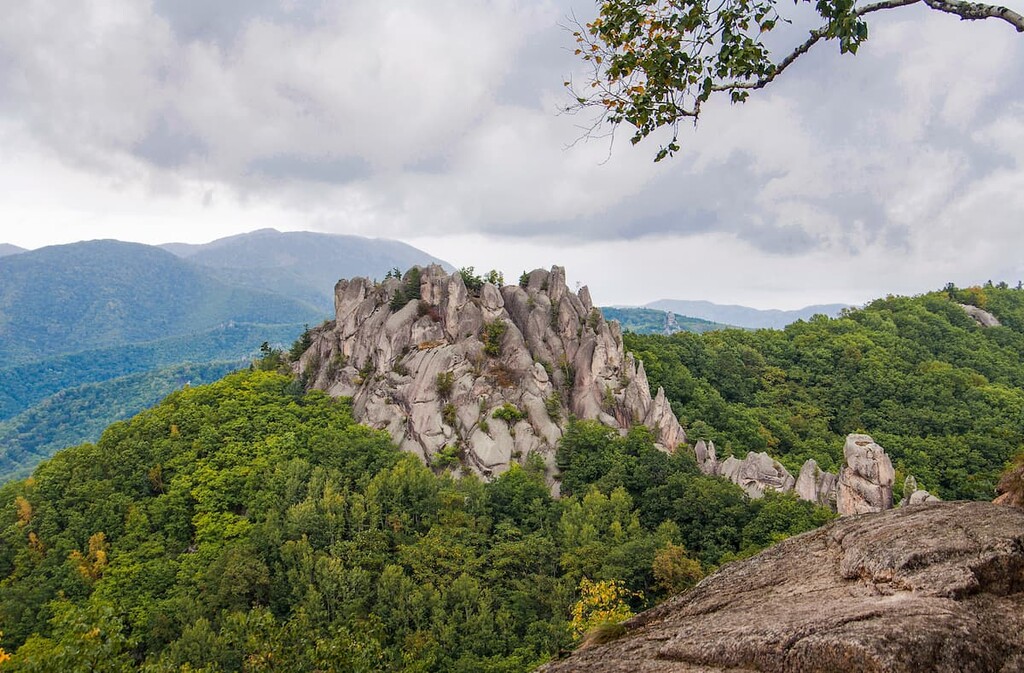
left=0, top=230, right=451, bottom=482
left=646, top=298, right=850, bottom=330
left=161, top=228, right=453, bottom=313
left=599, top=307, right=733, bottom=334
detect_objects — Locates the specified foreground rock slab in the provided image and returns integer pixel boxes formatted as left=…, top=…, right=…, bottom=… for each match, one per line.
left=538, top=502, right=1024, bottom=673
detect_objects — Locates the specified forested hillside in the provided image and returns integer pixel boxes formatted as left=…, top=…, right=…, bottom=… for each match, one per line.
left=0, top=362, right=242, bottom=484
left=0, top=240, right=322, bottom=364
left=626, top=285, right=1024, bottom=501
left=0, top=370, right=829, bottom=671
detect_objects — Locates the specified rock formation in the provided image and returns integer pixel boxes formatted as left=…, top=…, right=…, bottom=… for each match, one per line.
left=900, top=475, right=941, bottom=507
left=297, top=265, right=685, bottom=480
left=795, top=458, right=838, bottom=508
left=718, top=452, right=795, bottom=498
left=837, top=433, right=895, bottom=515
left=959, top=303, right=1002, bottom=327
left=538, top=501, right=1024, bottom=673
left=697, top=432, right=908, bottom=516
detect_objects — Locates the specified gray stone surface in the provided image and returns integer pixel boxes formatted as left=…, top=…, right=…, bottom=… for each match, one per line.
left=837, top=433, right=895, bottom=515
left=538, top=502, right=1024, bottom=673
left=958, top=303, right=1002, bottom=327
left=298, top=265, right=686, bottom=481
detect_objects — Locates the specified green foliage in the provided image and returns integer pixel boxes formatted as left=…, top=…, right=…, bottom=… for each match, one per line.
left=627, top=286, right=1024, bottom=500
left=389, top=267, right=423, bottom=311
left=459, top=267, right=484, bottom=294
left=435, top=371, right=455, bottom=399
left=0, top=362, right=242, bottom=484
left=442, top=403, right=458, bottom=428
left=430, top=444, right=462, bottom=470
left=484, top=270, right=505, bottom=286
left=493, top=403, right=526, bottom=425
left=0, top=363, right=840, bottom=670
left=567, top=0, right=932, bottom=160
left=544, top=391, right=563, bottom=423
left=288, top=324, right=314, bottom=361
left=482, top=321, right=508, bottom=357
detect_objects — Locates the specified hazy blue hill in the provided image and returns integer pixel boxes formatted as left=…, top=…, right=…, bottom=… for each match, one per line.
left=0, top=360, right=241, bottom=483
left=600, top=306, right=733, bottom=334
left=0, top=239, right=322, bottom=363
left=162, top=228, right=453, bottom=312
left=0, top=322, right=305, bottom=421
left=646, top=298, right=850, bottom=329
left=0, top=244, right=25, bottom=257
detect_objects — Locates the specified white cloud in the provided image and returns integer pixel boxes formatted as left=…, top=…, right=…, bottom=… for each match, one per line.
left=1, top=0, right=1022, bottom=307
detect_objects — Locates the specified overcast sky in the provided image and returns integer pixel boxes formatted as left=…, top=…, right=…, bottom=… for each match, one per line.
left=1, top=0, right=1022, bottom=309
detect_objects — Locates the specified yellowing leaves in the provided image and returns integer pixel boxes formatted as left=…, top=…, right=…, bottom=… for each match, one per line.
left=69, top=532, right=109, bottom=583
left=569, top=578, right=639, bottom=639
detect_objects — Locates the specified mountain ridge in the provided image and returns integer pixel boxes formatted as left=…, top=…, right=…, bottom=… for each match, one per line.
left=646, top=298, right=850, bottom=329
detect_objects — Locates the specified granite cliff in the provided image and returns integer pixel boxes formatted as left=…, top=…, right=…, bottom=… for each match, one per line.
left=539, top=501, right=1024, bottom=673
left=297, top=265, right=685, bottom=483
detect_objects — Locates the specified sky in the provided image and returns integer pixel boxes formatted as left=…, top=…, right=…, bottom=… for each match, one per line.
left=1, top=0, right=1022, bottom=309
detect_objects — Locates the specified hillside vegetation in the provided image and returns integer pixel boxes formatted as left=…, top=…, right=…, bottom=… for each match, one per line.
left=0, top=240, right=322, bottom=364
left=0, top=362, right=243, bottom=484
left=0, top=370, right=829, bottom=671
left=626, top=284, right=1024, bottom=501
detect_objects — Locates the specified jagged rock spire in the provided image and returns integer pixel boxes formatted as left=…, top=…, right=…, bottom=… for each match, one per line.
left=297, top=265, right=686, bottom=482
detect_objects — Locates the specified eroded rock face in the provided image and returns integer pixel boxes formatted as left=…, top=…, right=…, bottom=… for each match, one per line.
left=538, top=502, right=1024, bottom=673
left=298, top=265, right=685, bottom=480
left=959, top=303, right=1002, bottom=327
left=795, top=459, right=838, bottom=509
left=837, top=433, right=895, bottom=515
left=718, top=452, right=795, bottom=498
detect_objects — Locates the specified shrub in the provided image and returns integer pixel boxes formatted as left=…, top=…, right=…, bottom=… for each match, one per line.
left=442, top=403, right=458, bottom=428
left=492, top=403, right=526, bottom=424
left=459, top=266, right=484, bottom=294
left=545, top=391, right=563, bottom=422
left=482, top=320, right=507, bottom=357
left=436, top=371, right=455, bottom=399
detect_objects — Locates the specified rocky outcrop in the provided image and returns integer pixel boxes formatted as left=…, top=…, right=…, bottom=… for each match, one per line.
left=697, top=433, right=905, bottom=515
left=900, top=475, right=941, bottom=507
left=837, top=433, right=895, bottom=515
left=693, top=440, right=719, bottom=476
left=297, top=265, right=685, bottom=480
left=718, top=452, right=795, bottom=498
left=959, top=303, right=1002, bottom=327
left=538, top=501, right=1024, bottom=673
left=795, top=459, right=838, bottom=508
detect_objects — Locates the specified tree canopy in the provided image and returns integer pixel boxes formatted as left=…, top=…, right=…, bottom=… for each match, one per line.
left=567, top=0, right=1024, bottom=160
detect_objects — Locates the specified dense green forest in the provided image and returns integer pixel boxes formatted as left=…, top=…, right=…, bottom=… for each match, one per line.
left=0, top=370, right=830, bottom=671
left=0, top=323, right=306, bottom=421
left=0, top=240, right=322, bottom=365
left=0, top=362, right=243, bottom=485
left=626, top=284, right=1024, bottom=501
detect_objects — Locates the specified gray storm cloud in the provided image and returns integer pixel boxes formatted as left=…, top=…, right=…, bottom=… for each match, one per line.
left=0, top=0, right=1021, bottom=266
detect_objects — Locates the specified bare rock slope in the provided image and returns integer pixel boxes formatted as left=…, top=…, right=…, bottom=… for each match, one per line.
left=539, top=501, right=1024, bottom=673
left=297, top=265, right=684, bottom=480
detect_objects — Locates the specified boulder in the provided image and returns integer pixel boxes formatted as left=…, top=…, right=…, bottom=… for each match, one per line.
left=718, top=451, right=795, bottom=498
left=537, top=502, right=1024, bottom=673
left=958, top=303, right=1001, bottom=327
